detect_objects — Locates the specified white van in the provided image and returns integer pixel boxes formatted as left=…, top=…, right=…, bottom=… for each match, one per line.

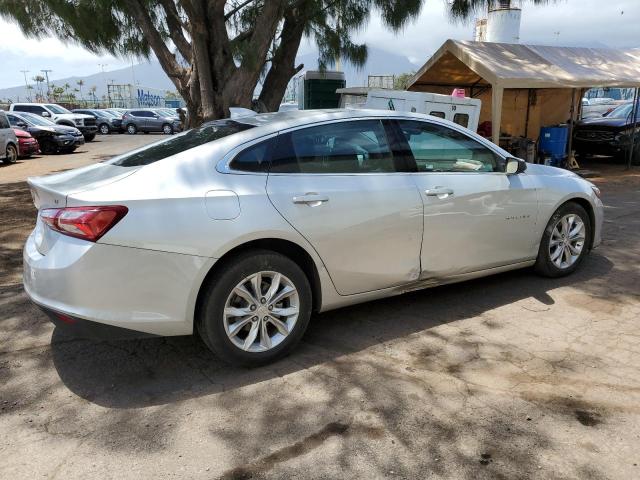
left=337, top=87, right=481, bottom=132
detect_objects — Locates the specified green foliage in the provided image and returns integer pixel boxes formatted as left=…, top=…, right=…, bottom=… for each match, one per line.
left=447, top=0, right=550, bottom=20
left=394, top=71, right=415, bottom=90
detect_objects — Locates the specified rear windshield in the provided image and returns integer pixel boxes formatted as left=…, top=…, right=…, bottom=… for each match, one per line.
left=109, top=119, right=255, bottom=167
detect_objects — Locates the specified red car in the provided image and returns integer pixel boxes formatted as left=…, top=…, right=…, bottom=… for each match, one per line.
left=13, top=128, right=39, bottom=158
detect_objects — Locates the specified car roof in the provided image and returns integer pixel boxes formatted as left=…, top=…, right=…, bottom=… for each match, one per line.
left=233, top=108, right=441, bottom=133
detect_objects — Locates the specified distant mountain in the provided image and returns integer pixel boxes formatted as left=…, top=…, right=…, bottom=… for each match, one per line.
left=0, top=46, right=419, bottom=102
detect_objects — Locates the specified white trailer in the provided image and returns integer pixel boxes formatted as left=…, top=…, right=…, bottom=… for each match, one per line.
left=337, top=87, right=482, bottom=132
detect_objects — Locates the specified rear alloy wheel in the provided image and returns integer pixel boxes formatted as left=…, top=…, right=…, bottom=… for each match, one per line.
left=126, top=124, right=137, bottom=135
left=162, top=123, right=173, bottom=135
left=99, top=123, right=110, bottom=135
left=4, top=144, right=17, bottom=164
left=535, top=202, right=591, bottom=277
left=198, top=250, right=312, bottom=366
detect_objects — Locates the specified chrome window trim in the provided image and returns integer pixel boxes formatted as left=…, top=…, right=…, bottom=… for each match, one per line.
left=218, top=113, right=510, bottom=176
left=217, top=131, right=280, bottom=175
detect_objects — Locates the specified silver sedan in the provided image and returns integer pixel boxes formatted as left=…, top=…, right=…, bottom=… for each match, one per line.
left=23, top=109, right=603, bottom=365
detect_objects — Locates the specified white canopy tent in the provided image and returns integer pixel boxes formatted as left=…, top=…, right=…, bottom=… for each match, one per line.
left=408, top=40, right=640, bottom=145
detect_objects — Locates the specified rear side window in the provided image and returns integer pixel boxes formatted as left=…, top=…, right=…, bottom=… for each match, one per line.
left=14, top=105, right=44, bottom=114
left=109, top=120, right=254, bottom=167
left=429, top=111, right=446, bottom=119
left=270, top=120, right=398, bottom=174
left=230, top=139, right=273, bottom=172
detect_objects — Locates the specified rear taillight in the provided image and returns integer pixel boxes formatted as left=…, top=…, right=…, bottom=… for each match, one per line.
left=41, top=206, right=128, bottom=242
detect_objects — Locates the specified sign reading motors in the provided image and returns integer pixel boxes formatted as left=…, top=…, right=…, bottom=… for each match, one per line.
left=137, top=88, right=163, bottom=107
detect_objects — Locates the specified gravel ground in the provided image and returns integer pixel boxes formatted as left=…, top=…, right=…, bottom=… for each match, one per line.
left=0, top=143, right=639, bottom=479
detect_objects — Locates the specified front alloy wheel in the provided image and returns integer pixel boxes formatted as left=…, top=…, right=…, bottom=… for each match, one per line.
left=535, top=201, right=591, bottom=277
left=197, top=250, right=312, bottom=366
left=99, top=123, right=110, bottom=135
left=548, top=214, right=586, bottom=269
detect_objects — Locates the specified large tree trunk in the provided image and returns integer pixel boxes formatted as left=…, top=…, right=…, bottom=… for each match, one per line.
left=258, top=12, right=306, bottom=112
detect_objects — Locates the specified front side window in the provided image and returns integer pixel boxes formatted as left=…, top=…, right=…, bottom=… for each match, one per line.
left=45, top=104, right=71, bottom=114
left=271, top=120, right=398, bottom=174
left=397, top=120, right=504, bottom=173
left=0, top=113, right=9, bottom=129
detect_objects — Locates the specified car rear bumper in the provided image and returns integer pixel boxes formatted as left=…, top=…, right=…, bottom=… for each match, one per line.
left=23, top=231, right=213, bottom=336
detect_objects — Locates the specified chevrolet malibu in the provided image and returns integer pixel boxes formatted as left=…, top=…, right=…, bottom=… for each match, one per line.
left=23, top=110, right=603, bottom=366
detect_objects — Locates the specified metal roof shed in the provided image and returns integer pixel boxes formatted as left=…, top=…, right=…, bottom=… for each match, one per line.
left=408, top=39, right=640, bottom=144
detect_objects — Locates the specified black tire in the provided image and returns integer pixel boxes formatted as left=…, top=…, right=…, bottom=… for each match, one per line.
left=98, top=123, right=110, bottom=135
left=534, top=201, right=591, bottom=278
left=162, top=123, right=173, bottom=135
left=126, top=123, right=137, bottom=135
left=197, top=250, right=312, bottom=367
left=3, top=144, right=18, bottom=164
left=40, top=139, right=57, bottom=155
left=84, top=133, right=96, bottom=142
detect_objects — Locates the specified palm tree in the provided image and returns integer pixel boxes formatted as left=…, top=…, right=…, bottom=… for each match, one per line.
left=76, top=79, right=85, bottom=102
left=90, top=85, right=97, bottom=104
left=26, top=84, right=34, bottom=102
left=32, top=75, right=45, bottom=98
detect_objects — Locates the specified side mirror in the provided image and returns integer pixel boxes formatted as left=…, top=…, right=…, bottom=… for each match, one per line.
left=41, top=111, right=50, bottom=117
left=506, top=157, right=527, bottom=175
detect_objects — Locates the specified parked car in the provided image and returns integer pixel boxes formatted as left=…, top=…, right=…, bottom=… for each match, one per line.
left=7, top=112, right=85, bottom=154
left=13, top=128, right=39, bottom=158
left=580, top=97, right=621, bottom=119
left=23, top=109, right=603, bottom=366
left=0, top=110, right=18, bottom=164
left=573, top=101, right=640, bottom=163
left=122, top=109, right=182, bottom=134
left=9, top=103, right=98, bottom=141
left=72, top=108, right=122, bottom=135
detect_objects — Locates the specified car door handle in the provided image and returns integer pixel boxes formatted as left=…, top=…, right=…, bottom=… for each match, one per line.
left=292, top=193, right=330, bottom=206
left=425, top=187, right=454, bottom=197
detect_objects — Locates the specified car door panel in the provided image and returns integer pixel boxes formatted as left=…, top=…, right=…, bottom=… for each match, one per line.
left=266, top=119, right=423, bottom=296
left=268, top=174, right=423, bottom=295
left=412, top=172, right=538, bottom=277
left=394, top=119, right=539, bottom=278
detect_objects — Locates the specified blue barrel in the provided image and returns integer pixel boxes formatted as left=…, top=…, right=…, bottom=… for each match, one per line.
left=539, top=126, right=569, bottom=166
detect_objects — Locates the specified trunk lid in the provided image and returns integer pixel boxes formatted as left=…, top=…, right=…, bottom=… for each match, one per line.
left=28, top=163, right=139, bottom=255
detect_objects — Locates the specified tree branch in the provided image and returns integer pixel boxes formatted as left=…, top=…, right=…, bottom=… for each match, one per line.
left=158, top=0, right=192, bottom=61
left=224, top=0, right=255, bottom=20
left=127, top=0, right=187, bottom=89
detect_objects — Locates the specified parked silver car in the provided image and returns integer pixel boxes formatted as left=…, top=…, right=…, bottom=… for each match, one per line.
left=0, top=110, right=18, bottom=164
left=122, top=108, right=181, bottom=135
left=23, top=109, right=603, bottom=365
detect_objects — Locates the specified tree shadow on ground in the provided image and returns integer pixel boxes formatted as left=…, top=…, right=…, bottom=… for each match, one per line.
left=45, top=251, right=614, bottom=410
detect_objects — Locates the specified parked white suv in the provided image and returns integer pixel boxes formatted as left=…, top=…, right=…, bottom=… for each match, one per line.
left=0, top=110, right=18, bottom=164
left=10, top=103, right=98, bottom=141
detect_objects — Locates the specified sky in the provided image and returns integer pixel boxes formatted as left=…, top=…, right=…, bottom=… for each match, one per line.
left=1, top=0, right=638, bottom=89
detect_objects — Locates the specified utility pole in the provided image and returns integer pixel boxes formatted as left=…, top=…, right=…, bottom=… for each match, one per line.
left=20, top=70, right=31, bottom=101
left=41, top=69, right=52, bottom=100
left=98, top=63, right=108, bottom=101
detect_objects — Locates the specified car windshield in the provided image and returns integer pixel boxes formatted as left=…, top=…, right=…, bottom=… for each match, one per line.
left=20, top=112, right=57, bottom=126
left=607, top=103, right=638, bottom=119
left=45, top=104, right=72, bottom=114
left=92, top=110, right=109, bottom=118
left=108, top=119, right=255, bottom=167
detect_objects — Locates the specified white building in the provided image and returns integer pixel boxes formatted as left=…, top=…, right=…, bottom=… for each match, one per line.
left=474, top=0, right=522, bottom=44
